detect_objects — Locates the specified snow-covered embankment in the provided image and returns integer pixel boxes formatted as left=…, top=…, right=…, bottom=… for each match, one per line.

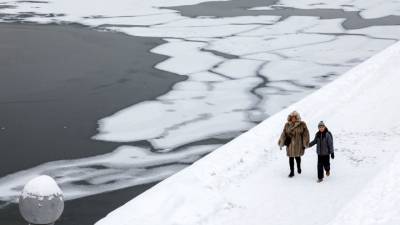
left=96, top=41, right=400, bottom=225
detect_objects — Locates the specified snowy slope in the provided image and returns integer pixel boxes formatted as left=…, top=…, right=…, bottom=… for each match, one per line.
left=96, top=41, right=400, bottom=225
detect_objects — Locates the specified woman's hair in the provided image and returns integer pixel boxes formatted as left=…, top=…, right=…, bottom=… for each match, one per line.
left=287, top=110, right=301, bottom=122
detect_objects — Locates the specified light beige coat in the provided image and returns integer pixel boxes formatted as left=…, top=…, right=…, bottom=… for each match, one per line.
left=278, top=120, right=310, bottom=157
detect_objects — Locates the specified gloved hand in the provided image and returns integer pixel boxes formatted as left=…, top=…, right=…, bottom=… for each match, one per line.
left=331, top=152, right=335, bottom=159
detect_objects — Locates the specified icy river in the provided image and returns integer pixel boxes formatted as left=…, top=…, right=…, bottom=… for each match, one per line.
left=1, top=0, right=400, bottom=224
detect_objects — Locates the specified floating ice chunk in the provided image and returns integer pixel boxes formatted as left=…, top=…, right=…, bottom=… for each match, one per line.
left=94, top=77, right=261, bottom=149
left=151, top=39, right=225, bottom=75
left=357, top=0, right=400, bottom=18
left=248, top=6, right=275, bottom=10
left=0, top=144, right=221, bottom=205
left=150, top=111, right=255, bottom=150
left=271, top=0, right=400, bottom=18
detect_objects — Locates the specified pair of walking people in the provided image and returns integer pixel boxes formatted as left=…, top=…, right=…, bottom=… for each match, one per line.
left=278, top=111, right=334, bottom=182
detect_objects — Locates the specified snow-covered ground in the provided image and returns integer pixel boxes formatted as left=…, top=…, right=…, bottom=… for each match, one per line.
left=95, top=41, right=400, bottom=225
left=1, top=0, right=400, bottom=206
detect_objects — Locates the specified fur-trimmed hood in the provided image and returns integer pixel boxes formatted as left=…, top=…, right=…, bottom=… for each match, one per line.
left=287, top=110, right=301, bottom=122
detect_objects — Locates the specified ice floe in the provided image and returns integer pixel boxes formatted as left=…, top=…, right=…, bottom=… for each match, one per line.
left=0, top=144, right=221, bottom=206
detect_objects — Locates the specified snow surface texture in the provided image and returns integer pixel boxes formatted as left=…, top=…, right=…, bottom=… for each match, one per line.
left=95, top=41, right=400, bottom=225
left=21, top=175, right=63, bottom=199
left=1, top=0, right=400, bottom=204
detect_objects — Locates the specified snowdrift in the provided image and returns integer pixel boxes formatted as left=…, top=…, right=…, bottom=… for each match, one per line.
left=96, top=41, right=400, bottom=225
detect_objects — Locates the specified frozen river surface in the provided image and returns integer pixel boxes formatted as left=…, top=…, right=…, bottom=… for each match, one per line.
left=1, top=0, right=400, bottom=224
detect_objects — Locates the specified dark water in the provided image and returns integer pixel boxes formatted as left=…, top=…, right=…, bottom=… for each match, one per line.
left=0, top=23, right=185, bottom=176
left=0, top=23, right=183, bottom=224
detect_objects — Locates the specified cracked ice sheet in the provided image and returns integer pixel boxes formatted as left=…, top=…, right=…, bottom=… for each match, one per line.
left=358, top=0, right=400, bottom=18
left=94, top=77, right=260, bottom=150
left=151, top=39, right=225, bottom=75
left=270, top=0, right=358, bottom=10
left=1, top=0, right=400, bottom=204
left=154, top=16, right=280, bottom=27
left=347, top=25, right=400, bottom=40
left=213, top=59, right=265, bottom=79
left=83, top=13, right=185, bottom=27
left=97, top=22, right=395, bottom=150
left=260, top=59, right=347, bottom=84
left=69, top=13, right=396, bottom=154
left=0, top=144, right=221, bottom=205
left=302, top=18, right=347, bottom=34
left=207, top=33, right=336, bottom=56
left=240, top=16, right=325, bottom=36
left=85, top=15, right=279, bottom=27
left=278, top=35, right=395, bottom=66
left=110, top=24, right=263, bottom=38
left=94, top=38, right=400, bottom=225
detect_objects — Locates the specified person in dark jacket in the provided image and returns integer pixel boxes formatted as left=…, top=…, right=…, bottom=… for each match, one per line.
left=308, top=121, right=334, bottom=183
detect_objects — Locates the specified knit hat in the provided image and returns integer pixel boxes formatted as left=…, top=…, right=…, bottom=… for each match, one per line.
left=318, top=121, right=325, bottom=127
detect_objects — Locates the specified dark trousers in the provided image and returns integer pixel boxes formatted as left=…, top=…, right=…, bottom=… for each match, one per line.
left=289, top=157, right=301, bottom=173
left=318, top=155, right=330, bottom=179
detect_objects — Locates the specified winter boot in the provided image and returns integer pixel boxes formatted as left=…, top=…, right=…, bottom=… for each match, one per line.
left=288, top=171, right=295, bottom=178
left=317, top=178, right=323, bottom=183
left=326, top=170, right=330, bottom=176
left=298, top=168, right=302, bottom=174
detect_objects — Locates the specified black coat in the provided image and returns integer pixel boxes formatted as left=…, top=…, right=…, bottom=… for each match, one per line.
left=309, top=129, right=334, bottom=155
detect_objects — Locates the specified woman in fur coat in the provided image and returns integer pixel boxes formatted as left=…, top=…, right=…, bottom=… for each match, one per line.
left=278, top=111, right=310, bottom=177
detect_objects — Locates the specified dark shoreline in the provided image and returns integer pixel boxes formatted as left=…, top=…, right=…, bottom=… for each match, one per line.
left=0, top=22, right=186, bottom=177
